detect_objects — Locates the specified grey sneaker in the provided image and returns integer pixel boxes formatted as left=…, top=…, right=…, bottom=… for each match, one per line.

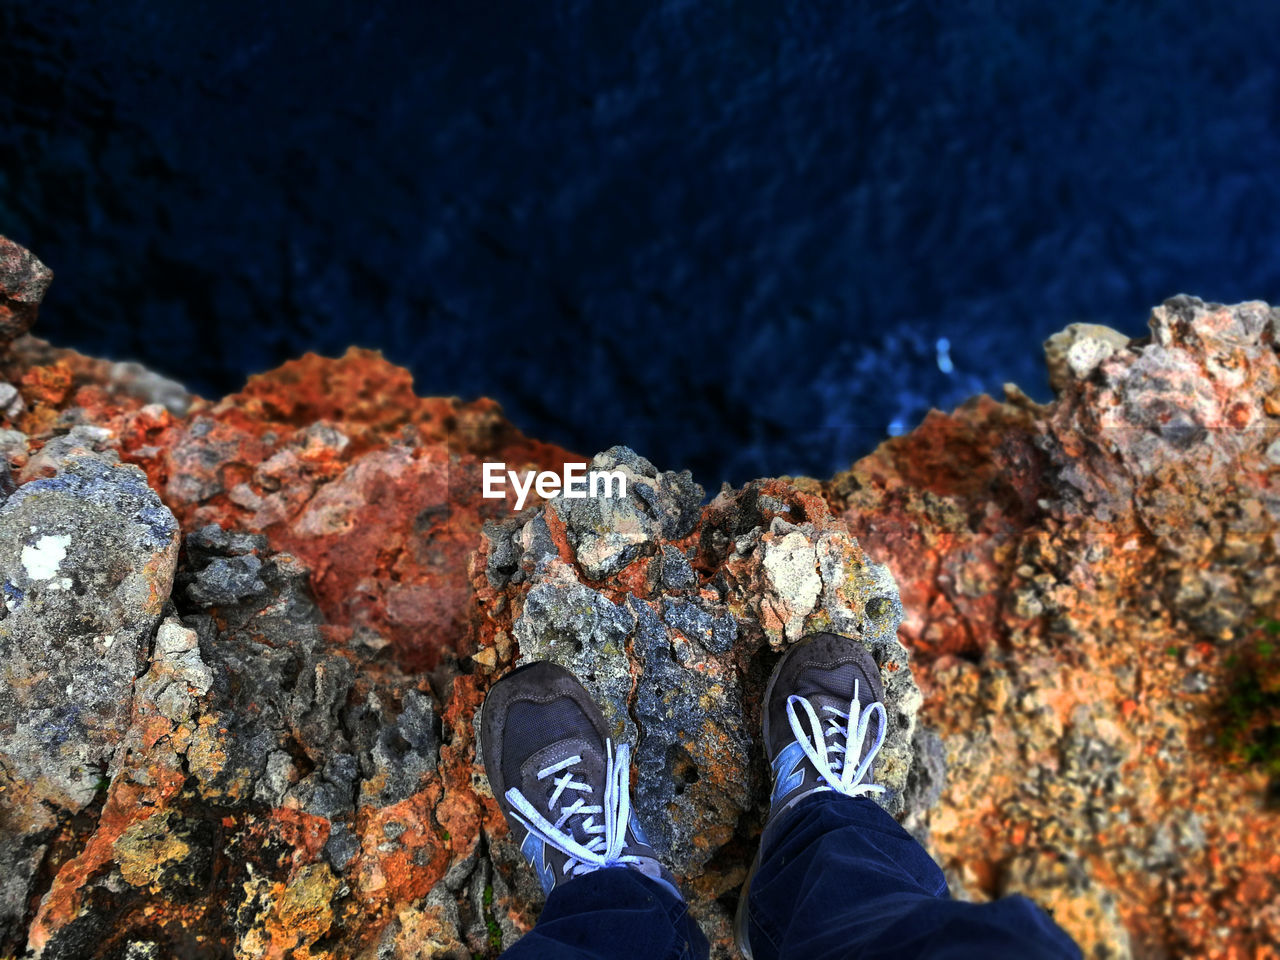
left=480, top=660, right=680, bottom=898
left=735, top=632, right=889, bottom=959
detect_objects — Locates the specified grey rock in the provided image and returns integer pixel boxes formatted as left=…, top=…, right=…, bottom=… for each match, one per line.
left=660, top=545, right=697, bottom=591
left=185, top=522, right=267, bottom=560
left=484, top=511, right=558, bottom=589
left=325, top=752, right=359, bottom=785
left=289, top=771, right=355, bottom=820
left=168, top=522, right=448, bottom=908
left=441, top=838, right=481, bottom=893
left=134, top=617, right=214, bottom=724
left=0, top=839, right=47, bottom=953
left=0, top=454, right=179, bottom=805
left=164, top=418, right=236, bottom=503
left=464, top=856, right=493, bottom=951
left=903, top=724, right=947, bottom=811
left=287, top=653, right=356, bottom=764
left=1181, top=671, right=1210, bottom=694
left=660, top=595, right=736, bottom=654
left=0, top=429, right=27, bottom=468
left=519, top=514, right=558, bottom=577
left=483, top=846, right=529, bottom=952
left=253, top=750, right=300, bottom=806
left=483, top=517, right=525, bottom=588
left=347, top=688, right=440, bottom=808
left=550, top=445, right=703, bottom=580
left=513, top=577, right=639, bottom=744
left=630, top=598, right=751, bottom=871
left=0, top=382, right=23, bottom=420
left=0, top=454, right=179, bottom=942
left=324, top=823, right=361, bottom=872
left=1043, top=322, right=1131, bottom=394
left=186, top=554, right=268, bottom=607
left=0, top=235, right=53, bottom=342
left=105, top=361, right=192, bottom=417
left=177, top=537, right=337, bottom=802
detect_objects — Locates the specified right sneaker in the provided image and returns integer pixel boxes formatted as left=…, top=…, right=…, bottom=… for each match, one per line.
left=479, top=659, right=680, bottom=899
left=735, top=632, right=889, bottom=959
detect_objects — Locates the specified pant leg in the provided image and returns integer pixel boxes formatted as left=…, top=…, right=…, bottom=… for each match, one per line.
left=745, top=793, right=1083, bottom=960
left=502, top=866, right=709, bottom=960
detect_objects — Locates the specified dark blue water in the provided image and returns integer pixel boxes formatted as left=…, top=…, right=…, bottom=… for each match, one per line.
left=2, top=1, right=1278, bottom=486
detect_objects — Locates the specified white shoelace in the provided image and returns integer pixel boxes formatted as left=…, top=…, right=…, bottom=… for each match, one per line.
left=786, top=679, right=887, bottom=797
left=505, top=739, right=643, bottom=880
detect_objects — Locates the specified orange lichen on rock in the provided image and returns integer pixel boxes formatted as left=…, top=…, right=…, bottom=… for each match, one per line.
left=0, top=292, right=580, bottom=956
left=826, top=297, right=1280, bottom=957
left=0, top=236, right=1277, bottom=960
left=3, top=341, right=579, bottom=671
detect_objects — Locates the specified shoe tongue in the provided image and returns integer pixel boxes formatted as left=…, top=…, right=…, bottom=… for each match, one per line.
left=793, top=662, right=860, bottom=707
left=792, top=664, right=880, bottom=765
left=521, top=738, right=604, bottom=846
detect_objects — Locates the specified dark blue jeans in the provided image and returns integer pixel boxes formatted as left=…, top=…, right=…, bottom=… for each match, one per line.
left=501, top=793, right=1082, bottom=959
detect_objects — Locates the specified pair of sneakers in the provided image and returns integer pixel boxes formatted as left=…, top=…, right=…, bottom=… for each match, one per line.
left=479, top=631, right=888, bottom=957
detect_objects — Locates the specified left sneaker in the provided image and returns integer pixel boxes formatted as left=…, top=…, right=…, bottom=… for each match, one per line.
left=479, top=660, right=680, bottom=898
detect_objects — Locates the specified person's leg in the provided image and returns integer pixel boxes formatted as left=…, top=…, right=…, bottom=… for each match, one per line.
left=736, top=631, right=1082, bottom=960
left=744, top=792, right=1080, bottom=960
left=481, top=660, right=708, bottom=960
left=503, top=866, right=708, bottom=960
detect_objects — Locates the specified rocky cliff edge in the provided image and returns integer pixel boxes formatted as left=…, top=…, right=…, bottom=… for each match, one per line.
left=0, top=236, right=1277, bottom=959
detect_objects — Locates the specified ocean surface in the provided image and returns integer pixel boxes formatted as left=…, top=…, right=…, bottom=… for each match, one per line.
left=2, top=0, right=1278, bottom=486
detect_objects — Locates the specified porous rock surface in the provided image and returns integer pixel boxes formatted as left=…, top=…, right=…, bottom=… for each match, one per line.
left=0, top=233, right=1276, bottom=959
